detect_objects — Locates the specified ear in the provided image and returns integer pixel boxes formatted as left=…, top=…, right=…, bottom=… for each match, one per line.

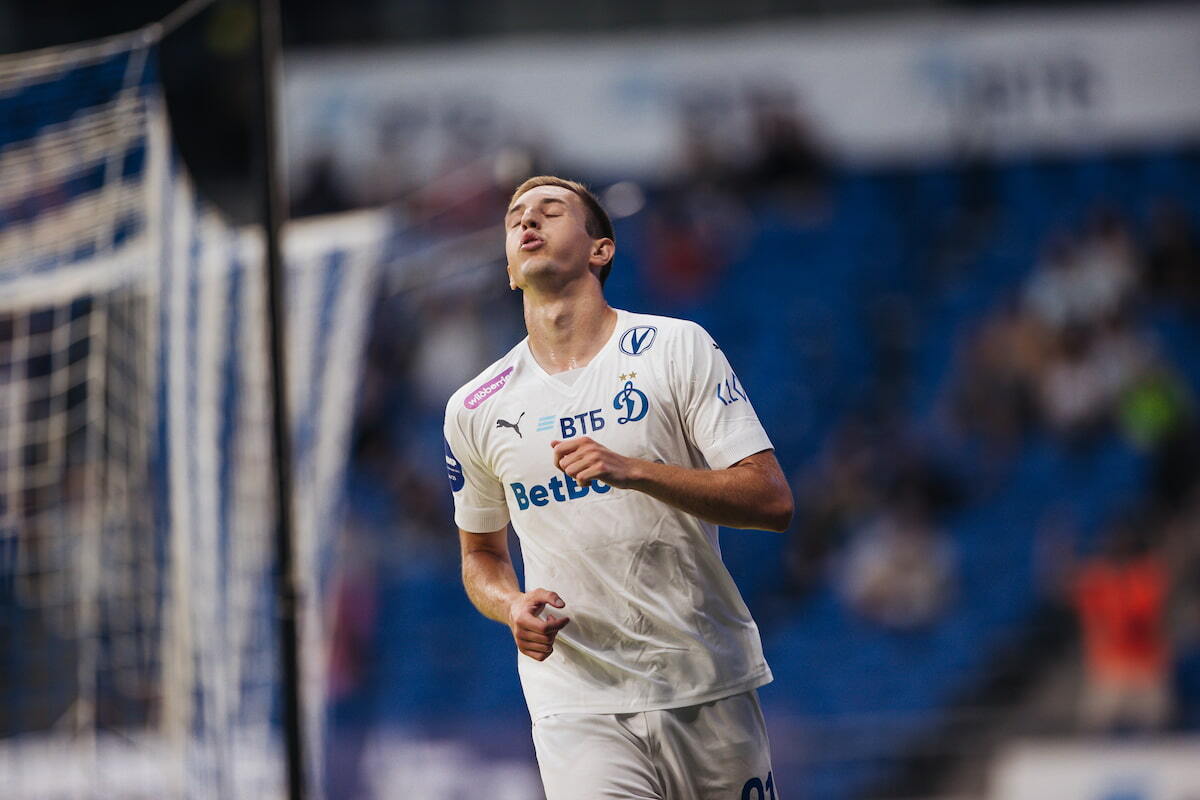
left=588, top=238, right=615, bottom=268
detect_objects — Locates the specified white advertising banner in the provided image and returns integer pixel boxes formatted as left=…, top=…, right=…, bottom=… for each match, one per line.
left=283, top=4, right=1200, bottom=193
left=989, top=739, right=1200, bottom=800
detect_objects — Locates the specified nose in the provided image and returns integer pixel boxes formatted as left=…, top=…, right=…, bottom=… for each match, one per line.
left=520, top=207, right=542, bottom=228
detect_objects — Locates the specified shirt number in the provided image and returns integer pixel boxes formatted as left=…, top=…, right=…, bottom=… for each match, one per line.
left=741, top=771, right=777, bottom=800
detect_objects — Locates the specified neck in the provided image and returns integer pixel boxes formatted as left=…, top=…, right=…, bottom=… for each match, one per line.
left=522, top=280, right=616, bottom=374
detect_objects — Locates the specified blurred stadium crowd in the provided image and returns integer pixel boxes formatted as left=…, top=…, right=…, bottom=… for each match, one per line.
left=312, top=88, right=1200, bottom=795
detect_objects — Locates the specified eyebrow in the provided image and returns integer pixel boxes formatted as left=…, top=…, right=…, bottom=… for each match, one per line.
left=506, top=196, right=569, bottom=218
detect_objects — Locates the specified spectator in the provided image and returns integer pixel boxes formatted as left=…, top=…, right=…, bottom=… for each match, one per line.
left=1118, top=364, right=1199, bottom=508
left=786, top=417, right=881, bottom=595
left=643, top=188, right=746, bottom=308
left=1144, top=201, right=1199, bottom=305
left=731, top=84, right=830, bottom=224
left=840, top=489, right=956, bottom=631
left=1073, top=208, right=1139, bottom=322
left=1072, top=522, right=1173, bottom=734
left=409, top=297, right=491, bottom=410
left=1035, top=324, right=1113, bottom=442
left=1024, top=234, right=1083, bottom=331
left=1023, top=212, right=1138, bottom=333
left=1166, top=497, right=1200, bottom=731
left=950, top=296, right=1047, bottom=464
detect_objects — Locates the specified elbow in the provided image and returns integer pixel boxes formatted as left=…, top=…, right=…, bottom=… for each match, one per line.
left=761, top=491, right=794, bottom=533
left=764, top=507, right=793, bottom=533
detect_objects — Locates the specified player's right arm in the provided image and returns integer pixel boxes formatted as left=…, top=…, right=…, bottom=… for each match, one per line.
left=446, top=385, right=568, bottom=660
left=459, top=526, right=570, bottom=661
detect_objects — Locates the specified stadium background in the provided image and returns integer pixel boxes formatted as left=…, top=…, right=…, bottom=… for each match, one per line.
left=2, top=1, right=1199, bottom=798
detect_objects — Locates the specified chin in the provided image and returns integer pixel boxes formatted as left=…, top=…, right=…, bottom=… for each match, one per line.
left=519, top=258, right=573, bottom=286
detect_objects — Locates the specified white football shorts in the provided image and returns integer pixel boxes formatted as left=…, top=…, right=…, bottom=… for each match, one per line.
left=531, top=689, right=779, bottom=800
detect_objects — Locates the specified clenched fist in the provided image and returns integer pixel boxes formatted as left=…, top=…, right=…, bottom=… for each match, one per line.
left=551, top=437, right=638, bottom=488
left=508, top=588, right=570, bottom=661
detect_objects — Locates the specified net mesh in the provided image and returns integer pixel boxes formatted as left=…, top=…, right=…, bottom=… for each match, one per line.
left=0, top=29, right=384, bottom=800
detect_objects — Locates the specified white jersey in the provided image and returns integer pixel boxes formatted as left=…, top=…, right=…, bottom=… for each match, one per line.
left=444, top=309, right=774, bottom=720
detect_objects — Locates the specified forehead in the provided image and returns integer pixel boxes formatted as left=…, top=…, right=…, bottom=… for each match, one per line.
left=508, top=185, right=580, bottom=214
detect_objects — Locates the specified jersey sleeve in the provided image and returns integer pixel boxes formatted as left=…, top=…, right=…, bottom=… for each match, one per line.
left=443, top=402, right=510, bottom=533
left=669, top=321, right=774, bottom=470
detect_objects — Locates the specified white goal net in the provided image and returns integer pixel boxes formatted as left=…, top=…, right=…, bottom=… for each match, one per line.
left=0, top=29, right=384, bottom=800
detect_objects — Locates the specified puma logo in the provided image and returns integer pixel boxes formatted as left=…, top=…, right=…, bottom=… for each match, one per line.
left=496, top=412, right=525, bottom=438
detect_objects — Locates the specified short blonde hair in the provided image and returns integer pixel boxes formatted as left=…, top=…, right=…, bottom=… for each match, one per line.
left=509, top=176, right=615, bottom=285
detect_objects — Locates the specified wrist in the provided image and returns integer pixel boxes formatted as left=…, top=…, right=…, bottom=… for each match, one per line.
left=624, top=457, right=655, bottom=490
left=503, top=590, right=525, bottom=622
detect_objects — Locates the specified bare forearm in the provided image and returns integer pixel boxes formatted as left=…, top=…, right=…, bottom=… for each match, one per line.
left=627, top=457, right=793, bottom=532
left=552, top=439, right=793, bottom=532
left=459, top=529, right=571, bottom=660
left=461, top=549, right=522, bottom=625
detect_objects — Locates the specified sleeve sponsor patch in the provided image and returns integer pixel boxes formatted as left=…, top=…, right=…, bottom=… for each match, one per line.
left=444, top=437, right=465, bottom=492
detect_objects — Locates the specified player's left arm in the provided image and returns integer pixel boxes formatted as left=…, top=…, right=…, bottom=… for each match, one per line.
left=550, top=439, right=793, bottom=532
